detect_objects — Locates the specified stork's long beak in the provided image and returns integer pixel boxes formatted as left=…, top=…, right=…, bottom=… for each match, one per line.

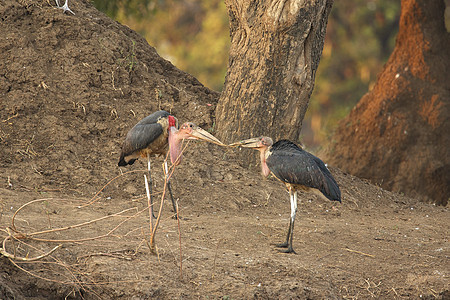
left=188, top=125, right=224, bottom=146
left=228, top=137, right=262, bottom=148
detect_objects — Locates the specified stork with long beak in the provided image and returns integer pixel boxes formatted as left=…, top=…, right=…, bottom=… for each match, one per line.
left=119, top=110, right=223, bottom=218
left=230, top=136, right=341, bottom=253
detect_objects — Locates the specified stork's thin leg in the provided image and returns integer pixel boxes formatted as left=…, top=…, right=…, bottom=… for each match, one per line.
left=277, top=190, right=297, bottom=254
left=164, top=161, right=178, bottom=219
left=275, top=219, right=291, bottom=248
left=276, top=190, right=293, bottom=248
left=55, top=0, right=75, bottom=15
left=289, top=191, right=298, bottom=253
left=144, top=174, right=153, bottom=231
left=147, top=155, right=156, bottom=218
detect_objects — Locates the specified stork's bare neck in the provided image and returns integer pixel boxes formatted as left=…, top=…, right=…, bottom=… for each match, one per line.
left=259, top=147, right=271, bottom=177
left=231, top=136, right=274, bottom=177
left=168, top=126, right=184, bottom=165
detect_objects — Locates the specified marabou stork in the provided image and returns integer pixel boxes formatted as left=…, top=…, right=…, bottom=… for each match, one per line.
left=118, top=110, right=222, bottom=217
left=231, top=137, right=341, bottom=253
left=55, top=0, right=74, bottom=15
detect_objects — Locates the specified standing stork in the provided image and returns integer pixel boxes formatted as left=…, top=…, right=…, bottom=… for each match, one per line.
left=231, top=137, right=341, bottom=253
left=119, top=110, right=222, bottom=217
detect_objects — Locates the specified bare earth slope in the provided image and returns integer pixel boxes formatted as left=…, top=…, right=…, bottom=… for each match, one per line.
left=323, top=0, right=450, bottom=206
left=0, top=1, right=448, bottom=299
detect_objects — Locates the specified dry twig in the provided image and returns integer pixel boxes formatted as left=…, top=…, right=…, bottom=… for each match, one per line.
left=343, top=247, right=375, bottom=258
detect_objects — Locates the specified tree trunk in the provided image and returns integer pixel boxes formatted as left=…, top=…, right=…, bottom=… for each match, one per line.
left=324, top=0, right=450, bottom=205
left=215, top=0, right=333, bottom=145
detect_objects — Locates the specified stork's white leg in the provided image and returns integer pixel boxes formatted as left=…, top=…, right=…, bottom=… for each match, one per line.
left=293, top=191, right=298, bottom=221
left=290, top=190, right=297, bottom=224
left=164, top=160, right=169, bottom=176
left=276, top=188, right=294, bottom=250
left=277, top=188, right=297, bottom=253
left=144, top=174, right=153, bottom=228
left=285, top=190, right=298, bottom=253
left=147, top=155, right=155, bottom=218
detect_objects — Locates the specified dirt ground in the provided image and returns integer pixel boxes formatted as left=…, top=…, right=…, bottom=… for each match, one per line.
left=0, top=1, right=448, bottom=299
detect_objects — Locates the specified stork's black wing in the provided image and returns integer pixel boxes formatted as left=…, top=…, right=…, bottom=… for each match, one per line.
left=266, top=140, right=341, bottom=202
left=124, top=122, right=164, bottom=151
left=118, top=111, right=170, bottom=165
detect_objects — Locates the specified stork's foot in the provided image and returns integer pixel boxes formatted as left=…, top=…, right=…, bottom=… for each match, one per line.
left=55, top=0, right=75, bottom=15
left=273, top=241, right=296, bottom=253
left=274, top=241, right=289, bottom=248
left=277, top=247, right=296, bottom=254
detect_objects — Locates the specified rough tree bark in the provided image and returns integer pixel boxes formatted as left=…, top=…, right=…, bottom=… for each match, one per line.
left=215, top=0, right=333, bottom=145
left=324, top=0, right=450, bottom=205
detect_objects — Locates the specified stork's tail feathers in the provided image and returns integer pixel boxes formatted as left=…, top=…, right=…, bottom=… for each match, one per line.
left=323, top=174, right=341, bottom=203
left=118, top=158, right=127, bottom=166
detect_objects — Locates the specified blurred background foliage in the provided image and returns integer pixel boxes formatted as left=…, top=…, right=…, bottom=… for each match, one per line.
left=92, top=0, right=402, bottom=150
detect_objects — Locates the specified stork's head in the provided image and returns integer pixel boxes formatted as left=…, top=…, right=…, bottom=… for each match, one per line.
left=230, top=136, right=273, bottom=177
left=229, top=136, right=273, bottom=150
left=177, top=122, right=223, bottom=145
left=169, top=122, right=223, bottom=165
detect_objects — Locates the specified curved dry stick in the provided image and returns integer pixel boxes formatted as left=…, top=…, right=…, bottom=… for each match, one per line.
left=11, top=198, right=63, bottom=232
left=22, top=206, right=148, bottom=244
left=6, top=258, right=101, bottom=299
left=3, top=236, right=101, bottom=297
left=12, top=237, right=91, bottom=291
left=8, top=193, right=154, bottom=244
left=12, top=206, right=137, bottom=239
left=7, top=258, right=74, bottom=284
left=1, top=235, right=62, bottom=262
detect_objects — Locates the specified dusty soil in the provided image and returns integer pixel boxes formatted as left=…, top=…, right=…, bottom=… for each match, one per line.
left=0, top=1, right=448, bottom=299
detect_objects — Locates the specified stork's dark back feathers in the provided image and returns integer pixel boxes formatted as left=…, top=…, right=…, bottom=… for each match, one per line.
left=118, top=110, right=172, bottom=166
left=134, top=110, right=170, bottom=125
left=266, top=140, right=341, bottom=202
